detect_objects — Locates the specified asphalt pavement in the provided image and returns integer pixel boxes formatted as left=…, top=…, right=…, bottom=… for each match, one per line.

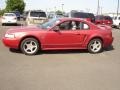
left=0, top=24, right=120, bottom=90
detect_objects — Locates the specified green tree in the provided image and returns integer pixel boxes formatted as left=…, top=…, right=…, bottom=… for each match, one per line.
left=0, top=9, right=5, bottom=16
left=5, top=0, right=25, bottom=14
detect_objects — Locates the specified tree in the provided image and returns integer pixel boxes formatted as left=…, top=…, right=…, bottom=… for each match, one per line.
left=0, top=9, right=5, bottom=16
left=5, top=0, right=25, bottom=14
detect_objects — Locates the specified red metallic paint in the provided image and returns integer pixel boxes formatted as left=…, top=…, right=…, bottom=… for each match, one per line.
left=2, top=18, right=113, bottom=51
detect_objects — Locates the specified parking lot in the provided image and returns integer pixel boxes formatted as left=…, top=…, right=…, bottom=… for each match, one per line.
left=0, top=23, right=120, bottom=90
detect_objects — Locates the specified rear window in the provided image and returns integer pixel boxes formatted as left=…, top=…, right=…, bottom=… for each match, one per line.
left=88, top=13, right=95, bottom=18
left=71, top=12, right=90, bottom=18
left=95, top=16, right=104, bottom=20
left=4, top=13, right=15, bottom=16
left=104, top=16, right=112, bottom=21
left=30, top=11, right=46, bottom=17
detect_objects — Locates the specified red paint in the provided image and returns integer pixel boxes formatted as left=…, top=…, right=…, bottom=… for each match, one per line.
left=2, top=18, right=113, bottom=51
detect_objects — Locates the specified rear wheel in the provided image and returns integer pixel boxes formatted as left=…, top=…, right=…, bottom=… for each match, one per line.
left=20, top=38, right=40, bottom=55
left=88, top=38, right=103, bottom=53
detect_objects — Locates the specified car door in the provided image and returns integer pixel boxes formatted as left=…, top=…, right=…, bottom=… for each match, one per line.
left=43, top=20, right=89, bottom=49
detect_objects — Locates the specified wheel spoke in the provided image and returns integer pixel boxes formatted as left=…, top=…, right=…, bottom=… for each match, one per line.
left=90, top=40, right=102, bottom=53
left=23, top=40, right=38, bottom=54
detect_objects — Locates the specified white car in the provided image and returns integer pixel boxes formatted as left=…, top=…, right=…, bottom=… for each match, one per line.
left=113, top=16, right=120, bottom=29
left=1, top=13, right=17, bottom=25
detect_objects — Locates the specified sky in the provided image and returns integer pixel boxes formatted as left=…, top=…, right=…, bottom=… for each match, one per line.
left=0, top=0, right=119, bottom=14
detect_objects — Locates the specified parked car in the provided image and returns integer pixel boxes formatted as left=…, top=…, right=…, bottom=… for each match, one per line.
left=10, top=11, right=21, bottom=20
left=112, top=15, right=120, bottom=29
left=69, top=11, right=95, bottom=23
left=2, top=18, right=113, bottom=55
left=1, top=13, right=17, bottom=26
left=48, top=13, right=64, bottom=19
left=26, top=10, right=48, bottom=25
left=95, top=15, right=113, bottom=26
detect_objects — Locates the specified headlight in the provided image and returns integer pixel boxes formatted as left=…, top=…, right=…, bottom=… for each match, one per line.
left=5, top=34, right=15, bottom=38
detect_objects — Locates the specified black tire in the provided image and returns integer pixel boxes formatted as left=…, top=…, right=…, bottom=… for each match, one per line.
left=88, top=38, right=103, bottom=54
left=118, top=24, right=120, bottom=29
left=20, top=38, right=40, bottom=55
left=2, top=23, right=4, bottom=26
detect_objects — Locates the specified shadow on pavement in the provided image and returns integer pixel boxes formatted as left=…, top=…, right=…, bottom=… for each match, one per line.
left=9, top=46, right=115, bottom=55
left=2, top=23, right=23, bottom=26
left=104, top=45, right=114, bottom=52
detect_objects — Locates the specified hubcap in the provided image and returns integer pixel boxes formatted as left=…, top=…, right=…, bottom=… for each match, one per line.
left=23, top=40, right=37, bottom=54
left=90, top=40, right=102, bottom=53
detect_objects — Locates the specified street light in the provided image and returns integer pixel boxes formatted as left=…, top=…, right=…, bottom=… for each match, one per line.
left=61, top=4, right=64, bottom=13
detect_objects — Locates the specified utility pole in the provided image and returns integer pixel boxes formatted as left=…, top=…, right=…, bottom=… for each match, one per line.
left=117, top=0, right=119, bottom=16
left=97, top=0, right=100, bottom=15
left=61, top=4, right=64, bottom=13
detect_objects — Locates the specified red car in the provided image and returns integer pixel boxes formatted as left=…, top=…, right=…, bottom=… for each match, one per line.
left=95, top=15, right=113, bottom=26
left=2, top=18, right=113, bottom=55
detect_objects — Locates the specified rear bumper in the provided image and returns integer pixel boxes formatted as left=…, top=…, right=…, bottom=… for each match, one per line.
left=1, top=20, right=17, bottom=24
left=2, top=37, right=20, bottom=49
left=103, top=37, right=114, bottom=48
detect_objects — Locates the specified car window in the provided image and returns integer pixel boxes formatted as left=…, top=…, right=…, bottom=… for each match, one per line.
left=58, top=21, right=71, bottom=30
left=95, top=16, right=103, bottom=20
left=71, top=12, right=90, bottom=18
left=4, top=13, right=15, bottom=16
left=57, top=20, right=90, bottom=31
left=30, top=11, right=46, bottom=17
left=38, top=18, right=60, bottom=29
left=104, top=16, right=112, bottom=21
left=78, top=22, right=90, bottom=30
left=118, top=17, right=120, bottom=20
left=57, top=20, right=81, bottom=30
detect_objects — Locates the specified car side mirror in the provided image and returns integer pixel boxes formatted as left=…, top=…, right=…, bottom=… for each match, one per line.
left=53, top=26, right=60, bottom=32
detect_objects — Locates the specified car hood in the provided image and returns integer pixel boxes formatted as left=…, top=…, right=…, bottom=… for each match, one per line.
left=6, top=26, right=45, bottom=34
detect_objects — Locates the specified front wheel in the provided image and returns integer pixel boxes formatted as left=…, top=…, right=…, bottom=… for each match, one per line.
left=88, top=39, right=103, bottom=53
left=20, top=38, right=40, bottom=55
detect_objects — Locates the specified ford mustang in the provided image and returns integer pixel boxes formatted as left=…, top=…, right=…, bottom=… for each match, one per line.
left=2, top=18, right=113, bottom=55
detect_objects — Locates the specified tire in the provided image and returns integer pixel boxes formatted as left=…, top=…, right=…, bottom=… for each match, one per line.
left=88, top=38, right=103, bottom=53
left=118, top=24, right=120, bottom=29
left=2, top=23, right=4, bottom=26
left=20, top=38, right=40, bottom=55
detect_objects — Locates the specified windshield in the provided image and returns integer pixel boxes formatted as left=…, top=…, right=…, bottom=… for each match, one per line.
left=38, top=18, right=60, bottom=29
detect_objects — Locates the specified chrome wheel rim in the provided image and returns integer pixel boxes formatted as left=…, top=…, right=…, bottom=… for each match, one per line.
left=90, top=40, right=102, bottom=53
left=23, top=40, right=37, bottom=54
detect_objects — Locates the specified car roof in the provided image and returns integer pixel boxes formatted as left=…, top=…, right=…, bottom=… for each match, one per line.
left=59, top=17, right=89, bottom=22
left=4, top=13, right=16, bottom=15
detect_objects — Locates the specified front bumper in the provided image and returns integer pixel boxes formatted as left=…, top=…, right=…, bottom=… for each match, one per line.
left=2, top=37, right=20, bottom=49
